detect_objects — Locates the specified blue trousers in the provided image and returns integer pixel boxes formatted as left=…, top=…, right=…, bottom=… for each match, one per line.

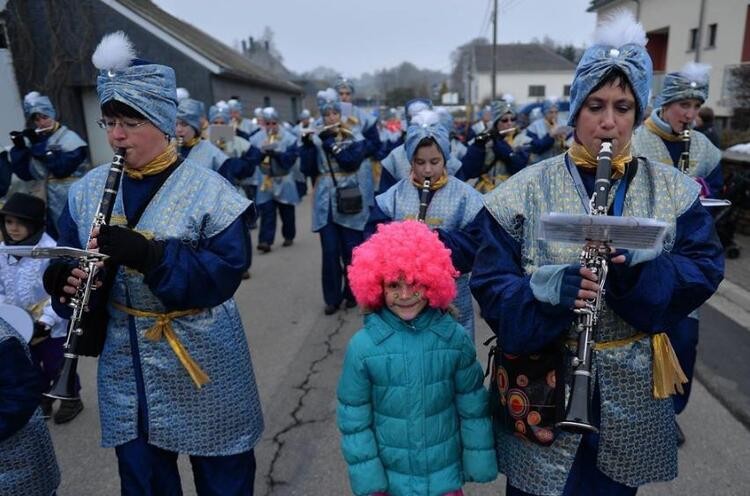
left=506, top=431, right=637, bottom=496
left=258, top=200, right=295, bottom=246
left=667, top=317, right=699, bottom=414
left=115, top=434, right=256, bottom=496
left=318, top=221, right=363, bottom=306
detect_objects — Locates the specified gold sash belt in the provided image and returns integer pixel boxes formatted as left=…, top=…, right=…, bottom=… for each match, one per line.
left=568, top=332, right=687, bottom=400
left=112, top=303, right=209, bottom=388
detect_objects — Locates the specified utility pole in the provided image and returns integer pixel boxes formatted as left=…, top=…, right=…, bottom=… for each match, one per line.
left=491, top=0, right=498, bottom=101
left=695, top=0, right=707, bottom=62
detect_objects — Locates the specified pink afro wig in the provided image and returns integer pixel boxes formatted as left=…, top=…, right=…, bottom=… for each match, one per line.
left=348, top=220, right=459, bottom=310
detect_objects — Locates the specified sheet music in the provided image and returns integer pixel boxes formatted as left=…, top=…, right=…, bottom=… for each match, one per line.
left=539, top=213, right=669, bottom=250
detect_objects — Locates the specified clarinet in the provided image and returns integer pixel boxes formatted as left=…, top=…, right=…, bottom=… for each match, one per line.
left=45, top=148, right=126, bottom=400
left=176, top=136, right=186, bottom=159
left=678, top=128, right=691, bottom=174
left=418, top=178, right=431, bottom=222
left=556, top=140, right=613, bottom=434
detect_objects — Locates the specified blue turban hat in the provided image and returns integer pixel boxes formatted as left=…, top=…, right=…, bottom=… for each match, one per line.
left=317, top=88, right=341, bottom=114
left=227, top=99, right=243, bottom=113
left=404, top=110, right=451, bottom=164
left=334, top=77, right=355, bottom=94
left=491, top=99, right=515, bottom=126
left=208, top=102, right=231, bottom=123
left=656, top=62, right=710, bottom=107
left=176, top=98, right=205, bottom=132
left=567, top=11, right=652, bottom=126
left=299, top=109, right=311, bottom=120
left=23, top=92, right=56, bottom=120
left=262, top=107, right=279, bottom=122
left=435, top=107, right=454, bottom=134
left=92, top=31, right=178, bottom=136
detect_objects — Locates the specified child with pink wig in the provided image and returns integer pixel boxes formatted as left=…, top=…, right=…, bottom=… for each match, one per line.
left=337, top=220, right=497, bottom=496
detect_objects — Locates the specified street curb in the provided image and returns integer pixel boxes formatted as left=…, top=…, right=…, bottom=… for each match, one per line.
left=694, top=361, right=750, bottom=430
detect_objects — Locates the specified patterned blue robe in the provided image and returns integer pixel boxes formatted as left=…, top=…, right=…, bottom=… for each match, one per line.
left=471, top=154, right=723, bottom=494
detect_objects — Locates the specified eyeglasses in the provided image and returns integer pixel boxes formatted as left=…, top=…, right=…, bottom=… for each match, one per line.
left=97, top=118, right=150, bottom=131
left=500, top=117, right=516, bottom=123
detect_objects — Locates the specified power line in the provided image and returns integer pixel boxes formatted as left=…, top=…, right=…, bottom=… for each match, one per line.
left=478, top=0, right=493, bottom=38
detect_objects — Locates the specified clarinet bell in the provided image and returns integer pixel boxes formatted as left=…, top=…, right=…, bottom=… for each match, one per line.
left=45, top=356, right=80, bottom=400
left=556, top=371, right=598, bottom=434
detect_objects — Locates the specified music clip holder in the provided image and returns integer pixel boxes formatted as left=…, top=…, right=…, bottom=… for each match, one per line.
left=539, top=213, right=669, bottom=250
left=0, top=246, right=109, bottom=262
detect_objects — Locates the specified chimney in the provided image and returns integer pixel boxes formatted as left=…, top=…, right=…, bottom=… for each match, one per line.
left=241, top=39, right=247, bottom=54
left=249, top=37, right=254, bottom=50
left=264, top=40, right=270, bottom=51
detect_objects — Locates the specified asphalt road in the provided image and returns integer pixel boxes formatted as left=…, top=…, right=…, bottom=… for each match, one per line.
left=49, top=197, right=750, bottom=495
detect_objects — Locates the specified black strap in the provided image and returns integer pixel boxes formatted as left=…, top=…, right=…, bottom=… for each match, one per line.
left=125, top=158, right=183, bottom=228
left=322, top=149, right=339, bottom=187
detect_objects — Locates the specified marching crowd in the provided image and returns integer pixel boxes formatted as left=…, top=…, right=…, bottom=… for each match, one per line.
left=0, top=9, right=728, bottom=496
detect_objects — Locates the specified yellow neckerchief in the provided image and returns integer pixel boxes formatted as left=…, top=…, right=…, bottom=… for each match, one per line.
left=567, top=141, right=631, bottom=179
left=644, top=116, right=682, bottom=142
left=124, top=142, right=178, bottom=180
left=410, top=171, right=449, bottom=191
left=184, top=136, right=201, bottom=148
left=111, top=303, right=209, bottom=388
left=503, top=129, right=516, bottom=146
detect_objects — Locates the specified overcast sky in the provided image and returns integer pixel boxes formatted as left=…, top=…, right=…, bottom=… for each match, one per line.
left=152, top=0, right=597, bottom=77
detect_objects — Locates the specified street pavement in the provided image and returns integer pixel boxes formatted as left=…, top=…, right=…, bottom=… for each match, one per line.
left=49, top=197, right=750, bottom=495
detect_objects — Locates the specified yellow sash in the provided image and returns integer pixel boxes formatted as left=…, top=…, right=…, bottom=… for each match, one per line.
left=112, top=303, right=209, bottom=388
left=124, top=143, right=178, bottom=180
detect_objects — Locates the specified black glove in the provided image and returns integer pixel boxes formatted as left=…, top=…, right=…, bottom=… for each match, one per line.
left=43, top=262, right=76, bottom=299
left=318, top=129, right=336, bottom=142
left=32, top=321, right=51, bottom=341
left=321, top=137, right=337, bottom=154
left=10, top=131, right=26, bottom=148
left=22, top=128, right=44, bottom=144
left=474, top=130, right=492, bottom=146
left=97, top=224, right=164, bottom=273
left=301, top=132, right=313, bottom=145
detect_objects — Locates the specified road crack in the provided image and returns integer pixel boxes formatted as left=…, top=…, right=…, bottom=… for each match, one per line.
left=264, top=312, right=347, bottom=494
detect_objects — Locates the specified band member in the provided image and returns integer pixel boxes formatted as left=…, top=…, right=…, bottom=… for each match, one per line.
left=334, top=77, right=381, bottom=159
left=8, top=91, right=89, bottom=237
left=467, top=105, right=493, bottom=143
left=365, top=110, right=484, bottom=340
left=227, top=98, right=257, bottom=139
left=469, top=12, right=723, bottom=495
left=293, top=109, right=313, bottom=138
left=175, top=98, right=228, bottom=170
left=525, top=99, right=572, bottom=164
left=247, top=107, right=300, bottom=252
left=0, top=315, right=60, bottom=496
left=377, top=100, right=486, bottom=194
left=0, top=193, right=83, bottom=423
left=474, top=99, right=531, bottom=193
left=300, top=88, right=368, bottom=315
left=632, top=62, right=722, bottom=441
left=43, top=32, right=263, bottom=495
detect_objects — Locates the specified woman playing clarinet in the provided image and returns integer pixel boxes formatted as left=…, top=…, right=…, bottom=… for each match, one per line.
left=469, top=11, right=724, bottom=496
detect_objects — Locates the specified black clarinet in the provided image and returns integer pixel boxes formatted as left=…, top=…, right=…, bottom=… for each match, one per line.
left=556, top=140, right=613, bottom=434
left=418, top=178, right=431, bottom=222
left=46, top=148, right=126, bottom=400
left=678, top=128, right=691, bottom=174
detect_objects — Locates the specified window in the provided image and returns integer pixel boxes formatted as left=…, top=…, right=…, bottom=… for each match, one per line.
left=707, top=23, right=717, bottom=48
left=689, top=28, right=699, bottom=51
left=563, top=84, right=571, bottom=97
left=528, top=85, right=545, bottom=98
left=263, top=96, right=271, bottom=107
left=291, top=96, right=298, bottom=118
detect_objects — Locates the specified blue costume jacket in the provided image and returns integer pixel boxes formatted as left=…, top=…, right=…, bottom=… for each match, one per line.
left=0, top=318, right=60, bottom=496
left=181, top=139, right=228, bottom=173
left=300, top=129, right=370, bottom=231
left=9, top=125, right=88, bottom=232
left=525, top=118, right=570, bottom=164
left=470, top=154, right=723, bottom=494
left=247, top=128, right=300, bottom=205
left=55, top=159, right=264, bottom=456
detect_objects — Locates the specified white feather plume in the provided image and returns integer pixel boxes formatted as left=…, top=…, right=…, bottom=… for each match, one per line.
left=176, top=88, right=190, bottom=102
left=406, top=100, right=430, bottom=117
left=24, top=91, right=41, bottom=104
left=92, top=31, right=136, bottom=71
left=215, top=100, right=229, bottom=110
left=411, top=109, right=440, bottom=128
left=317, top=88, right=338, bottom=103
left=679, top=62, right=711, bottom=83
left=502, top=93, right=515, bottom=103
left=593, top=9, right=647, bottom=47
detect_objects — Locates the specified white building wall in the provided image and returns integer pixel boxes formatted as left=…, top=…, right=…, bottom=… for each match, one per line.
left=0, top=0, right=25, bottom=150
left=596, top=0, right=749, bottom=118
left=473, top=71, right=575, bottom=105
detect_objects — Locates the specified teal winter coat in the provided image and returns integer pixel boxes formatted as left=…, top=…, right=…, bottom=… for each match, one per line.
left=337, top=308, right=497, bottom=496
